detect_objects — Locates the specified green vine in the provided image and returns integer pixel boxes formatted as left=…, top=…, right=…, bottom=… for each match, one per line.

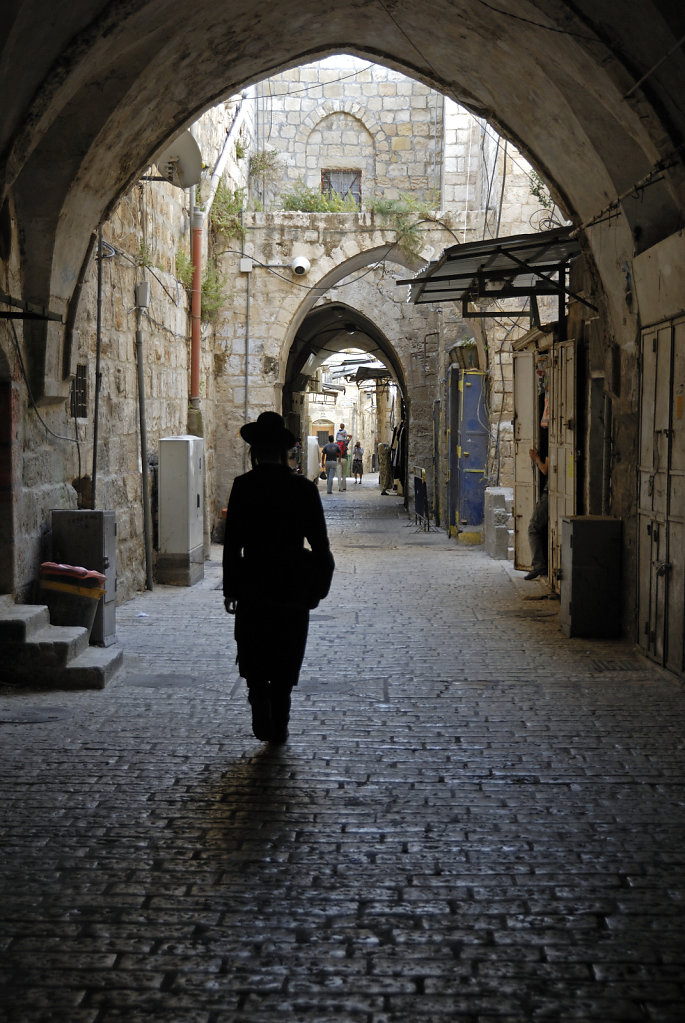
left=368, top=193, right=436, bottom=261
left=201, top=261, right=229, bottom=323
left=529, top=170, right=554, bottom=211
left=136, top=241, right=153, bottom=268
left=175, top=249, right=194, bottom=292
left=249, top=148, right=283, bottom=182
left=209, top=179, right=245, bottom=240
left=280, top=178, right=358, bottom=213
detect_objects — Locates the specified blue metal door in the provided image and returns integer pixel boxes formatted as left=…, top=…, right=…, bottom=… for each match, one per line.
left=456, top=371, right=488, bottom=541
left=446, top=365, right=460, bottom=536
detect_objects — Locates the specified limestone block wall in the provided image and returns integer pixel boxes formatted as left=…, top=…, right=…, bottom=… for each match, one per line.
left=210, top=209, right=449, bottom=531
left=247, top=56, right=442, bottom=208
left=3, top=62, right=569, bottom=606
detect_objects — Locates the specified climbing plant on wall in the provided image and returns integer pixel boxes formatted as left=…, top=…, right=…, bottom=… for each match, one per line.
left=209, top=180, right=246, bottom=241
left=368, top=193, right=440, bottom=262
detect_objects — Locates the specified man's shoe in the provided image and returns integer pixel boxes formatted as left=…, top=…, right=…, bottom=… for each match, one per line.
left=524, top=570, right=540, bottom=580
left=249, top=695, right=272, bottom=741
left=269, top=726, right=289, bottom=744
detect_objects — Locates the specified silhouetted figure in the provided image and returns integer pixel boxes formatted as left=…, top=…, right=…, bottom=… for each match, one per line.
left=223, top=412, right=334, bottom=743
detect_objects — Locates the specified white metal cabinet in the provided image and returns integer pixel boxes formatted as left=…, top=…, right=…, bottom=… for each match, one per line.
left=158, top=435, right=204, bottom=586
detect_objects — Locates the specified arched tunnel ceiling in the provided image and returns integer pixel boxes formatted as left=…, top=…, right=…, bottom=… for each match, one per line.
left=285, top=304, right=404, bottom=395
left=3, top=1, right=685, bottom=326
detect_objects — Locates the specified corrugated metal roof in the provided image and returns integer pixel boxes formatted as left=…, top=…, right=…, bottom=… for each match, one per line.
left=397, top=226, right=581, bottom=306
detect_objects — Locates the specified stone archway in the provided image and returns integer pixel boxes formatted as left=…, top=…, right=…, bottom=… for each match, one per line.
left=0, top=344, right=14, bottom=594
left=4, top=1, right=685, bottom=402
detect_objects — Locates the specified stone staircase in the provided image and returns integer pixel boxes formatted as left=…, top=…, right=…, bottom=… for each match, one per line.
left=0, top=596, right=122, bottom=691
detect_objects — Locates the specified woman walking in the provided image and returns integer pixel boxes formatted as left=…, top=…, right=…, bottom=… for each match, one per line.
left=351, top=440, right=364, bottom=484
left=223, top=412, right=334, bottom=742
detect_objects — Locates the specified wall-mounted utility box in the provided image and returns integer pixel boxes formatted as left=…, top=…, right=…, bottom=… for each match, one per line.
left=51, top=509, right=117, bottom=646
left=157, top=436, right=204, bottom=586
left=560, top=516, right=622, bottom=638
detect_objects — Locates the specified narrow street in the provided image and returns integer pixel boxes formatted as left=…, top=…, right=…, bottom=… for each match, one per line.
left=1, top=481, right=685, bottom=1021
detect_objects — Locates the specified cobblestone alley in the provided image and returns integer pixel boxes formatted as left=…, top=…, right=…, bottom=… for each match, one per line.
left=2, top=481, right=685, bottom=1022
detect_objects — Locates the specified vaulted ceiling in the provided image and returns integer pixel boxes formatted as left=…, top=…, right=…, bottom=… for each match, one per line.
left=3, top=1, right=685, bottom=392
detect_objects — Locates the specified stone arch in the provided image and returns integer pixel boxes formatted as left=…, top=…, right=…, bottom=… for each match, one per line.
left=0, top=341, right=14, bottom=593
left=4, top=1, right=685, bottom=404
left=295, top=100, right=385, bottom=153
left=276, top=237, right=421, bottom=379
left=304, top=112, right=376, bottom=203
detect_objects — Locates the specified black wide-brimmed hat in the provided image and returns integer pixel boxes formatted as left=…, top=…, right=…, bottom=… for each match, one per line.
left=240, top=411, right=296, bottom=448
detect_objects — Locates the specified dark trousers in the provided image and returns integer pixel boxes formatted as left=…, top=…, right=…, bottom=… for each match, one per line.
left=528, top=488, right=549, bottom=574
left=248, top=680, right=292, bottom=740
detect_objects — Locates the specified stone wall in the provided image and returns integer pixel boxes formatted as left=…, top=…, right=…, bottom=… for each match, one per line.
left=2, top=58, right=560, bottom=607
left=248, top=56, right=442, bottom=209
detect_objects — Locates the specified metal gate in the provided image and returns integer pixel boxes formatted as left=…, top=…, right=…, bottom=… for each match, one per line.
left=548, top=339, right=576, bottom=592
left=513, top=349, right=536, bottom=570
left=638, top=317, right=685, bottom=674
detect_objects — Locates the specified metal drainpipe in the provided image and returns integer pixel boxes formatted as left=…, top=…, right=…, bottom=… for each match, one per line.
left=190, top=208, right=203, bottom=408
left=135, top=293, right=154, bottom=590
left=91, top=228, right=103, bottom=508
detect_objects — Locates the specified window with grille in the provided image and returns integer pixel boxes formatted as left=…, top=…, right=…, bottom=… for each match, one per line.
left=70, top=364, right=87, bottom=419
left=322, top=169, right=361, bottom=206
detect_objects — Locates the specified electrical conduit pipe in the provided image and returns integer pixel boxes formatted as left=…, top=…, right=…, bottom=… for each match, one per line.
left=190, top=209, right=203, bottom=407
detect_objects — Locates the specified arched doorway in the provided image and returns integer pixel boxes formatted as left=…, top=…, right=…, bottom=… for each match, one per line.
left=284, top=303, right=409, bottom=497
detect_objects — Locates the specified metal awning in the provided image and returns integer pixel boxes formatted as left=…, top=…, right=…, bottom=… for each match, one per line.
left=397, top=227, right=590, bottom=321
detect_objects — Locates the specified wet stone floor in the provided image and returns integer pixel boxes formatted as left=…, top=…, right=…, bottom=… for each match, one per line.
left=1, top=478, right=685, bottom=1021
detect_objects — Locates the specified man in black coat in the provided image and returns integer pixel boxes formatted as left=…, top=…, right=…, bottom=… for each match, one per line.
left=223, top=412, right=334, bottom=742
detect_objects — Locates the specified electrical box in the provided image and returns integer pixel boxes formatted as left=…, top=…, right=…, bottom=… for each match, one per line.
left=51, top=509, right=117, bottom=646
left=157, top=436, right=204, bottom=586
left=560, top=516, right=622, bottom=637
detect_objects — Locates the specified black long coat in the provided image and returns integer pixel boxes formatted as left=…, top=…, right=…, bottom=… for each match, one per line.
left=223, top=463, right=333, bottom=686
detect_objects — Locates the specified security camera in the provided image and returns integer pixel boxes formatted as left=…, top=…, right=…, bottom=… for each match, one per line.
left=291, top=256, right=311, bottom=276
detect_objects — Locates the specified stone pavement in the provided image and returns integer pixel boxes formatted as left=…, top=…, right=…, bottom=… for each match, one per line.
left=2, top=478, right=685, bottom=1022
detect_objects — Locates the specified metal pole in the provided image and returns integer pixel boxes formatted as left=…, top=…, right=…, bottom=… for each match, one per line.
left=135, top=304, right=154, bottom=590
left=243, top=260, right=251, bottom=473
left=190, top=209, right=203, bottom=405
left=91, top=228, right=103, bottom=507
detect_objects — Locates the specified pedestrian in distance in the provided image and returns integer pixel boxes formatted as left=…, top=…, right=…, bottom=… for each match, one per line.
left=351, top=440, right=364, bottom=484
left=223, top=412, right=335, bottom=743
left=335, top=423, right=349, bottom=492
left=321, top=434, right=341, bottom=494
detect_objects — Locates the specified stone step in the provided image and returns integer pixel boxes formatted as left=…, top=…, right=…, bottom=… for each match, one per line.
left=0, top=596, right=123, bottom=691
left=55, top=643, right=124, bottom=691
left=0, top=601, right=51, bottom=643
left=5, top=623, right=90, bottom=675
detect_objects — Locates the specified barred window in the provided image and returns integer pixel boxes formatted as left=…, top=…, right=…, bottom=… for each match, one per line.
left=70, top=364, right=87, bottom=419
left=322, top=169, right=361, bottom=206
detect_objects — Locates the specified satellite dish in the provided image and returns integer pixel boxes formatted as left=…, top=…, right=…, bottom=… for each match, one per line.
left=154, top=131, right=202, bottom=189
